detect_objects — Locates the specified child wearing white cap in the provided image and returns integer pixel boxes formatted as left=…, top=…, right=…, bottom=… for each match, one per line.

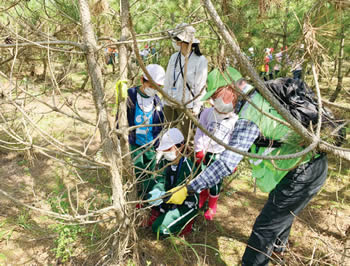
left=146, top=128, right=199, bottom=236
left=163, top=23, right=208, bottom=139
left=121, top=64, right=166, bottom=197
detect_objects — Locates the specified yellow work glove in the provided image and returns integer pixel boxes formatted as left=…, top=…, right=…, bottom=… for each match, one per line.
left=115, top=80, right=128, bottom=105
left=166, top=186, right=188, bottom=205
left=114, top=80, right=128, bottom=115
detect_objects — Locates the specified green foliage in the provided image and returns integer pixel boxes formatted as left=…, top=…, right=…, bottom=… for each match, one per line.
left=0, top=221, right=14, bottom=245
left=0, top=253, right=6, bottom=262
left=16, top=210, right=33, bottom=230
left=47, top=174, right=69, bottom=214
left=20, top=0, right=43, bottom=25
left=16, top=159, right=27, bottom=166
left=50, top=224, right=83, bottom=263
left=50, top=0, right=80, bottom=23
left=166, top=234, right=224, bottom=264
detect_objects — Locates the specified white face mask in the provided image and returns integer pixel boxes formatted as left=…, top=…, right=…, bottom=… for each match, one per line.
left=163, top=150, right=177, bottom=161
left=214, top=97, right=234, bottom=114
left=172, top=40, right=181, bottom=52
left=156, top=151, right=163, bottom=163
left=144, top=87, right=157, bottom=97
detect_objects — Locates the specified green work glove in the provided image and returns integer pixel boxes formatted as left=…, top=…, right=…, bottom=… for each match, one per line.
left=147, top=189, right=165, bottom=206
left=165, top=186, right=188, bottom=205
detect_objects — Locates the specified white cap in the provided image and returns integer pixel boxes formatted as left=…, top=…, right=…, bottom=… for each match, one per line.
left=248, top=47, right=254, bottom=52
left=143, top=64, right=165, bottom=86
left=157, top=128, right=184, bottom=151
left=169, top=23, right=200, bottom=44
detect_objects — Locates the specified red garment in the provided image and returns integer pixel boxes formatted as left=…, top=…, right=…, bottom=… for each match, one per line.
left=179, top=219, right=195, bottom=236
left=264, top=56, right=270, bottom=73
left=199, top=189, right=209, bottom=208
left=144, top=209, right=161, bottom=227
left=195, top=151, right=205, bottom=165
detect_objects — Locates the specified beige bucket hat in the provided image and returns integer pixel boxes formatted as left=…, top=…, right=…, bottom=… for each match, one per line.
left=168, top=23, right=200, bottom=44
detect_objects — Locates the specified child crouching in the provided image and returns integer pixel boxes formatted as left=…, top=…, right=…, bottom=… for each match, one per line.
left=146, top=128, right=199, bottom=236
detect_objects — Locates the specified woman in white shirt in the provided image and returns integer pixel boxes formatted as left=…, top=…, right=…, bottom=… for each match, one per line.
left=163, top=23, right=208, bottom=139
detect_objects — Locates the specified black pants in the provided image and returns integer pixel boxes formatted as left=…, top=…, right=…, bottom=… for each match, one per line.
left=242, top=154, right=328, bottom=265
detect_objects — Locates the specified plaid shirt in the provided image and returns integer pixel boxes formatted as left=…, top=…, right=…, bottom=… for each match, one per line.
left=188, top=119, right=260, bottom=193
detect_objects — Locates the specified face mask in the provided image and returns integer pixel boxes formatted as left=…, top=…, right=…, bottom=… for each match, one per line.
left=156, top=151, right=163, bottom=163
left=144, top=87, right=157, bottom=97
left=163, top=150, right=177, bottom=161
left=214, top=97, right=234, bottom=114
left=172, top=40, right=181, bottom=52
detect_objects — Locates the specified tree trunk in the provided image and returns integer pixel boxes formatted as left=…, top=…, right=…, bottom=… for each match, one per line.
left=330, top=22, right=345, bottom=102
left=118, top=0, right=133, bottom=169
left=117, top=0, right=139, bottom=263
left=78, top=1, right=139, bottom=263
left=78, top=0, right=125, bottom=219
left=118, top=0, right=136, bottom=200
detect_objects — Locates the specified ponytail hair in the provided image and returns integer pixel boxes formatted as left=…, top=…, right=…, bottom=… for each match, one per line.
left=192, top=43, right=202, bottom=56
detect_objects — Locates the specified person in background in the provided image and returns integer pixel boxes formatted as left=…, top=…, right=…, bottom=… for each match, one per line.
left=273, top=50, right=283, bottom=78
left=163, top=23, right=208, bottom=139
left=274, top=46, right=289, bottom=78
left=140, top=44, right=150, bottom=61
left=120, top=64, right=166, bottom=197
left=194, top=67, right=240, bottom=220
left=260, top=48, right=271, bottom=81
left=247, top=47, right=255, bottom=65
left=268, top=48, right=274, bottom=80
left=104, top=41, right=118, bottom=72
left=150, top=43, right=157, bottom=64
left=146, top=128, right=199, bottom=236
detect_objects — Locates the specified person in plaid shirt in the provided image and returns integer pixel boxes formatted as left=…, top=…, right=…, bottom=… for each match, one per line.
left=164, top=68, right=328, bottom=265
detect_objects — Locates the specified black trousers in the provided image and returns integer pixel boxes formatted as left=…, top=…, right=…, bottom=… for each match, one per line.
left=242, top=154, right=328, bottom=265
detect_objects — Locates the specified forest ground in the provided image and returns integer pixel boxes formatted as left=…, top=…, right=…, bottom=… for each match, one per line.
left=0, top=63, right=349, bottom=265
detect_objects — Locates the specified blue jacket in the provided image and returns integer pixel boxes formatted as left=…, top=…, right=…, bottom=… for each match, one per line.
left=125, top=86, right=164, bottom=147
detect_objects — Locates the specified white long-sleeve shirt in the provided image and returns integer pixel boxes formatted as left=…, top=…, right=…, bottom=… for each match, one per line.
left=194, top=107, right=238, bottom=154
left=163, top=51, right=208, bottom=114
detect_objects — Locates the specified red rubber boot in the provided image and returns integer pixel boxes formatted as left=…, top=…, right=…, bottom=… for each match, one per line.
left=198, top=189, right=209, bottom=209
left=204, top=194, right=219, bottom=221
